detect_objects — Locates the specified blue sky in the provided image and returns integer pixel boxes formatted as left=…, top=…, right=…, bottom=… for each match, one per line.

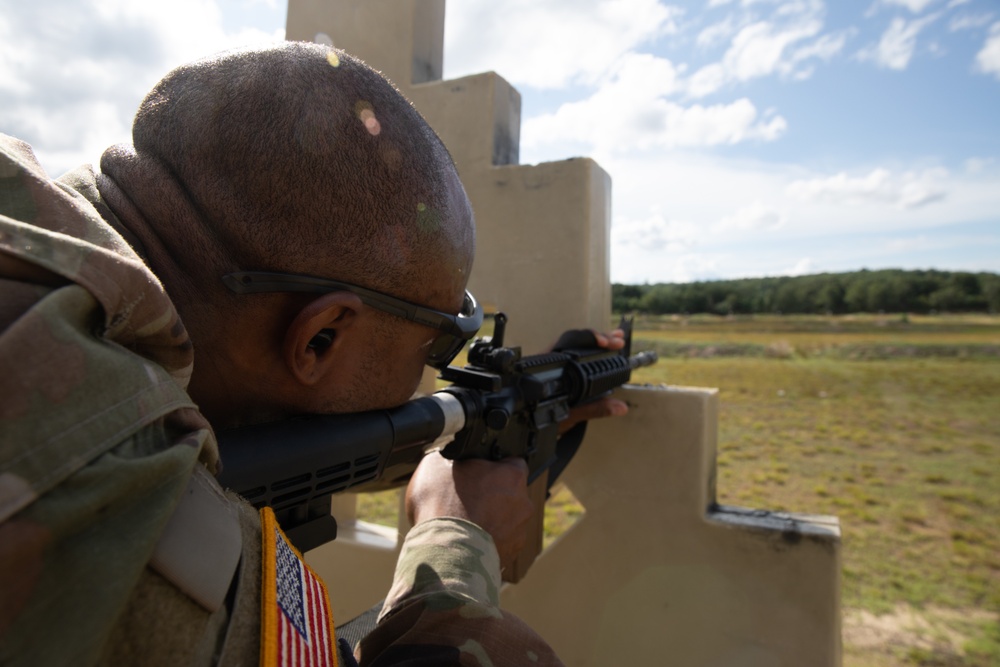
left=1, top=0, right=997, bottom=283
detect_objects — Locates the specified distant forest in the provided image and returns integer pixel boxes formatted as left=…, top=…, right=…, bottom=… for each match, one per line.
left=613, top=269, right=1000, bottom=315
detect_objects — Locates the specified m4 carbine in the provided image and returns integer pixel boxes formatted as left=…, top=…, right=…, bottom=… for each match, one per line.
left=216, top=313, right=657, bottom=561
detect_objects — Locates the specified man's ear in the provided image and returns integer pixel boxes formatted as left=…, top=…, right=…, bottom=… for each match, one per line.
left=283, top=292, right=365, bottom=386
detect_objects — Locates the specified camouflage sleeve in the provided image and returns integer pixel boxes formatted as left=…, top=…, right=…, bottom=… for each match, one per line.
left=355, top=518, right=564, bottom=666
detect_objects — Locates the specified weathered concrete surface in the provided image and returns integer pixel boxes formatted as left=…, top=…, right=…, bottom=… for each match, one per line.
left=501, top=384, right=842, bottom=667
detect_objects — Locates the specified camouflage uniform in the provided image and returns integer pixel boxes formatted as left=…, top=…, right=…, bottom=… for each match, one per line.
left=0, top=135, right=562, bottom=666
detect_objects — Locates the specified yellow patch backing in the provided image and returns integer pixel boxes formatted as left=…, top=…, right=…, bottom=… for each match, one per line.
left=260, top=507, right=338, bottom=667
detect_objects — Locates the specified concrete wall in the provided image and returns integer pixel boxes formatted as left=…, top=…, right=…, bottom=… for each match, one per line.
left=502, top=384, right=842, bottom=666
left=287, top=2, right=842, bottom=665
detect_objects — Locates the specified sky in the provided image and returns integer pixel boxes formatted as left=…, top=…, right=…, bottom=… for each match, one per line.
left=1, top=0, right=998, bottom=284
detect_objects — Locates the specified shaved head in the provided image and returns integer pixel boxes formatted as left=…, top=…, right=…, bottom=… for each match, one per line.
left=99, top=42, right=473, bottom=310
left=92, top=42, right=476, bottom=422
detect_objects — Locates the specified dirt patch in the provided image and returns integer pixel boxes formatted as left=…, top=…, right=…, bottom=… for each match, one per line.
left=844, top=605, right=997, bottom=663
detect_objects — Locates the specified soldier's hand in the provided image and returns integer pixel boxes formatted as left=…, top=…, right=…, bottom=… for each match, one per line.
left=591, top=328, right=627, bottom=352
left=558, top=327, right=629, bottom=435
left=406, top=453, right=533, bottom=572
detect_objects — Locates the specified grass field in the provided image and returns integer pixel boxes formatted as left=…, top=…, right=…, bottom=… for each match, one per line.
left=358, top=313, right=1000, bottom=666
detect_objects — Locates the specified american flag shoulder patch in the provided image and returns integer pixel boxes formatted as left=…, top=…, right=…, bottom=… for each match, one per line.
left=260, top=507, right=338, bottom=667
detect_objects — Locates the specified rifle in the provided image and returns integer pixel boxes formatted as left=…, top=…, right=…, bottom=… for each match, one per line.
left=216, top=313, right=657, bottom=577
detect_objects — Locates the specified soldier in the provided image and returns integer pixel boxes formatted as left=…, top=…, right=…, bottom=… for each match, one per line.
left=0, top=42, right=622, bottom=666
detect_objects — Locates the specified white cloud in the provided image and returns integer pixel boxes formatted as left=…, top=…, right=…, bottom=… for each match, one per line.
left=596, top=150, right=1000, bottom=282
left=0, top=0, right=282, bottom=175
left=858, top=14, right=939, bottom=70
left=687, top=64, right=729, bottom=97
left=785, top=257, right=816, bottom=276
left=697, top=16, right=740, bottom=49
left=976, top=22, right=1000, bottom=79
left=926, top=40, right=947, bottom=57
left=685, top=2, right=847, bottom=96
left=898, top=174, right=948, bottom=208
left=792, top=30, right=852, bottom=62
left=785, top=168, right=948, bottom=209
left=881, top=0, right=939, bottom=13
left=964, top=157, right=995, bottom=174
left=714, top=201, right=786, bottom=232
left=612, top=213, right=701, bottom=252
left=884, top=235, right=936, bottom=252
left=884, top=231, right=1000, bottom=261
left=522, top=54, right=787, bottom=154
left=610, top=211, right=724, bottom=283
left=443, top=0, right=681, bottom=89
left=787, top=169, right=894, bottom=205
left=724, top=19, right=823, bottom=80
left=949, top=12, right=994, bottom=32
left=611, top=246, right=725, bottom=284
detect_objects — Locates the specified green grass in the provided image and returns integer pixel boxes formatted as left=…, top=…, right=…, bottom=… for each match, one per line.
left=355, top=313, right=1000, bottom=666
left=631, top=357, right=1000, bottom=611
left=627, top=314, right=1000, bottom=666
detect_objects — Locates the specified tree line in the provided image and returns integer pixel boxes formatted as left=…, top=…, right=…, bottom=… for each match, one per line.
left=613, top=269, right=1000, bottom=315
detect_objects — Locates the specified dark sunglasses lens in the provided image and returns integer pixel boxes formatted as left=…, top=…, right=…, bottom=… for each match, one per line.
left=427, top=334, right=465, bottom=369
left=461, top=292, right=476, bottom=316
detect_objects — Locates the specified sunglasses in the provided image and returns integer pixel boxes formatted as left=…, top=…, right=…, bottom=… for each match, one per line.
left=222, top=271, right=483, bottom=370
